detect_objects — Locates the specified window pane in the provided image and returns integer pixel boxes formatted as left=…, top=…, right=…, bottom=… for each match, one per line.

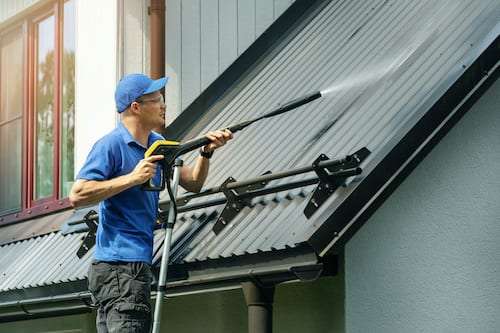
left=35, top=15, right=55, bottom=200
left=61, top=0, right=76, bottom=197
left=0, top=28, right=23, bottom=214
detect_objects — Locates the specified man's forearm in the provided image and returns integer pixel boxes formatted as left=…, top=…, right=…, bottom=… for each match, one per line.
left=180, top=156, right=210, bottom=193
left=178, top=128, right=232, bottom=192
left=69, top=175, right=137, bottom=208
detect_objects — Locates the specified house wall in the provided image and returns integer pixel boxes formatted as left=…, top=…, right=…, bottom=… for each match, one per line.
left=74, top=0, right=119, bottom=173
left=75, top=0, right=150, bottom=175
left=345, top=77, right=500, bottom=332
left=0, top=313, right=96, bottom=333
left=165, top=0, right=295, bottom=122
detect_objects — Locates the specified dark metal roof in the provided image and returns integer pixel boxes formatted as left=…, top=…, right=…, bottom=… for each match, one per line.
left=161, top=0, right=500, bottom=260
left=154, top=193, right=309, bottom=264
left=0, top=232, right=90, bottom=293
left=0, top=0, right=498, bottom=302
left=0, top=209, right=72, bottom=246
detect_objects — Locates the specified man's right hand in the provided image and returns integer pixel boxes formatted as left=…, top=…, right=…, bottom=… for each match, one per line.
left=129, top=155, right=164, bottom=185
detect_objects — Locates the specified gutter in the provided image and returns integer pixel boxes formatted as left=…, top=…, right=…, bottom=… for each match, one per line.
left=0, top=292, right=92, bottom=323
left=0, top=246, right=334, bottom=322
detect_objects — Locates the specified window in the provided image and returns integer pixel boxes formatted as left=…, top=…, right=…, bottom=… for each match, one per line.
left=0, top=0, right=75, bottom=224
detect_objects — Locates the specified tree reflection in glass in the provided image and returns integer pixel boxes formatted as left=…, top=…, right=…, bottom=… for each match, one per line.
left=61, top=0, right=75, bottom=197
left=35, top=15, right=55, bottom=200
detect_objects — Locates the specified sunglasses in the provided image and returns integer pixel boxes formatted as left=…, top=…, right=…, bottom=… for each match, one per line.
left=135, top=95, right=165, bottom=106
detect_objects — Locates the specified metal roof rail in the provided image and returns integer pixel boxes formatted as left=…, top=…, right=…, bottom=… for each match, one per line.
left=75, top=147, right=369, bottom=257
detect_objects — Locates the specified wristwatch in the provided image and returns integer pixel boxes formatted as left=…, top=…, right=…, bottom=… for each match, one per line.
left=199, top=146, right=214, bottom=159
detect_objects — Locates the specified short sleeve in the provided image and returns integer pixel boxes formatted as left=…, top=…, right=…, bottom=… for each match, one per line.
left=76, top=139, right=116, bottom=181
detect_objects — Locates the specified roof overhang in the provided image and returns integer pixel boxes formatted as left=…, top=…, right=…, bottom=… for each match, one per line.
left=0, top=243, right=336, bottom=322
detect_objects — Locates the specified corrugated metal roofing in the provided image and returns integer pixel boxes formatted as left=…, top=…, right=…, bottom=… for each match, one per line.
left=153, top=193, right=307, bottom=265
left=161, top=0, right=499, bottom=261
left=0, top=0, right=498, bottom=295
left=0, top=232, right=92, bottom=292
left=0, top=209, right=72, bottom=246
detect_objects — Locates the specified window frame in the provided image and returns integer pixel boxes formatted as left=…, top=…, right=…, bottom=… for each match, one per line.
left=0, top=0, right=74, bottom=226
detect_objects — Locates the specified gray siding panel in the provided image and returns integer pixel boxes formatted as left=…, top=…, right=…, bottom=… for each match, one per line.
left=201, top=0, right=219, bottom=88
left=166, top=0, right=296, bottom=115
left=237, top=0, right=255, bottom=54
left=181, top=0, right=202, bottom=107
left=255, top=0, right=274, bottom=36
left=218, top=0, right=238, bottom=72
left=274, top=0, right=292, bottom=17
left=166, top=0, right=182, bottom=122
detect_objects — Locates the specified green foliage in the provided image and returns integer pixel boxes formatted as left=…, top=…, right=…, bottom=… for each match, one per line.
left=35, top=50, right=55, bottom=199
left=35, top=49, right=75, bottom=199
left=61, top=50, right=75, bottom=197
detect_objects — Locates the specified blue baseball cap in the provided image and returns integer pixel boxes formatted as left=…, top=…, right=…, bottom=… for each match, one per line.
left=115, top=74, right=169, bottom=113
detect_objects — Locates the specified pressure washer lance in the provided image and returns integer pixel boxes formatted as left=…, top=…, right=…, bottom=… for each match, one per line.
left=148, top=90, right=322, bottom=333
left=143, top=90, right=323, bottom=191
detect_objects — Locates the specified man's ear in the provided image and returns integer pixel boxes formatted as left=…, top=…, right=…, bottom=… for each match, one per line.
left=129, top=101, right=141, bottom=115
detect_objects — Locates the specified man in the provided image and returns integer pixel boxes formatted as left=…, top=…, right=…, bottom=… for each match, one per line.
left=69, top=73, right=232, bottom=332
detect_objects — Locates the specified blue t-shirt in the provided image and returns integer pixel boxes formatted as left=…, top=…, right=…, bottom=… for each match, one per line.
left=76, top=122, right=164, bottom=264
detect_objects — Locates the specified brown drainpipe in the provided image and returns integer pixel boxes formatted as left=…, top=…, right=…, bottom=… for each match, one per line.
left=150, top=0, right=165, bottom=80
left=150, top=0, right=166, bottom=132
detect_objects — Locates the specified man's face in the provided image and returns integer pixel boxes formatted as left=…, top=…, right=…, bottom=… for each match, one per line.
left=136, top=91, right=166, bottom=130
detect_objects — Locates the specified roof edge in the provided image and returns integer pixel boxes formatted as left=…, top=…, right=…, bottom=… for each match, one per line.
left=0, top=245, right=331, bottom=322
left=162, top=244, right=328, bottom=289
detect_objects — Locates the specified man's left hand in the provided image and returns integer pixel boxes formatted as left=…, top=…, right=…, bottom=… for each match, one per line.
left=204, top=129, right=233, bottom=152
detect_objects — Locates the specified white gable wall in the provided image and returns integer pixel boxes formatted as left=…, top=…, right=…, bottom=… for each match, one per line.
left=74, top=0, right=119, bottom=173
left=346, top=77, right=500, bottom=332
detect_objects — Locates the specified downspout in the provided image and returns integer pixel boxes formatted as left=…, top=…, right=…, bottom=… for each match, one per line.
left=242, top=282, right=275, bottom=333
left=149, top=0, right=165, bottom=80
left=149, top=0, right=166, bottom=133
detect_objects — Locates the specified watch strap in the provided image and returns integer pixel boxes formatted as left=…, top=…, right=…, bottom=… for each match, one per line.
left=199, top=146, right=214, bottom=159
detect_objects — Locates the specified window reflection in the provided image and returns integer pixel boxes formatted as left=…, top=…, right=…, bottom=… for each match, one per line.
left=0, top=28, right=23, bottom=214
left=61, top=0, right=76, bottom=197
left=35, top=15, right=55, bottom=200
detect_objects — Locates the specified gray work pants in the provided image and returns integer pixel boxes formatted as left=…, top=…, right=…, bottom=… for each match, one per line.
left=88, top=261, right=153, bottom=333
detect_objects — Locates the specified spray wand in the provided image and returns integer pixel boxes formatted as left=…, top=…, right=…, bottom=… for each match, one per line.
left=143, top=90, right=322, bottom=191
